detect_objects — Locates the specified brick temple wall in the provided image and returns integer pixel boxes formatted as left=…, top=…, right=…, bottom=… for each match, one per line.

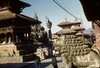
left=92, top=22, right=100, bottom=49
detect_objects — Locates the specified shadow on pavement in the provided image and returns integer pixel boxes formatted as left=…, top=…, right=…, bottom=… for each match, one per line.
left=0, top=57, right=62, bottom=68
left=0, top=63, right=35, bottom=68
left=40, top=57, right=62, bottom=68
left=40, top=61, right=52, bottom=68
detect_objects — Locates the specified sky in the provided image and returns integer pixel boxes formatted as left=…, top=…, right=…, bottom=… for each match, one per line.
left=21, top=0, right=92, bottom=33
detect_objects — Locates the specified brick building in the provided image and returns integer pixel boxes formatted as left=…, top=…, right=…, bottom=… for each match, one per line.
left=80, top=0, right=100, bottom=49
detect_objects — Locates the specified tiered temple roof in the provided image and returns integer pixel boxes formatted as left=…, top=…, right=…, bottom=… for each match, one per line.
left=57, top=18, right=73, bottom=29
left=0, top=0, right=31, bottom=14
left=0, top=9, right=41, bottom=35
left=56, top=18, right=85, bottom=37
left=72, top=19, right=85, bottom=36
left=56, top=19, right=76, bottom=35
left=56, top=29, right=76, bottom=35
left=72, top=20, right=84, bottom=31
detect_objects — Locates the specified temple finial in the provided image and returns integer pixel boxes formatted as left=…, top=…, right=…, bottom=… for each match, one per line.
left=45, top=16, right=49, bottom=22
left=34, top=12, right=38, bottom=20
left=46, top=16, right=52, bottom=28
left=65, top=18, right=67, bottom=21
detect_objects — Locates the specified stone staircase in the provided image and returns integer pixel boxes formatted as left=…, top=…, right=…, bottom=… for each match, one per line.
left=0, top=44, right=35, bottom=64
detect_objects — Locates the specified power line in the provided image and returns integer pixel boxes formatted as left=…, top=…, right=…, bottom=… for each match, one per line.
left=58, top=0, right=78, bottom=19
left=60, top=0, right=71, bottom=11
left=62, top=0, right=79, bottom=17
left=53, top=0, right=80, bottom=20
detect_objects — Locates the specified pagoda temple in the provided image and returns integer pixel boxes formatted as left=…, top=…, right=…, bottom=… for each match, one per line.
left=56, top=19, right=76, bottom=35
left=72, top=19, right=85, bottom=37
left=53, top=19, right=76, bottom=55
left=52, top=18, right=96, bottom=68
left=0, top=0, right=47, bottom=63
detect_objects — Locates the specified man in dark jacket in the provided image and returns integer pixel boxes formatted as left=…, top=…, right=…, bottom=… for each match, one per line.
left=52, top=55, right=58, bottom=68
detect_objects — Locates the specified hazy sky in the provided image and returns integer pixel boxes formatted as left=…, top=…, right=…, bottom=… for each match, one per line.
left=22, top=0, right=92, bottom=33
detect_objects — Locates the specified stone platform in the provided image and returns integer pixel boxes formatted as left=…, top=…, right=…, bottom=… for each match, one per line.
left=0, top=44, right=35, bottom=64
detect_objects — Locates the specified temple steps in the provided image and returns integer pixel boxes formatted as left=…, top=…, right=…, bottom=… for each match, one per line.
left=15, top=44, right=32, bottom=50
left=22, top=53, right=35, bottom=62
left=0, top=53, right=35, bottom=64
left=18, top=49, right=34, bottom=55
left=0, top=44, right=35, bottom=63
left=0, top=56, right=23, bottom=64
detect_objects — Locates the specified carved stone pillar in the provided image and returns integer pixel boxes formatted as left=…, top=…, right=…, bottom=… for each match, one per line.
left=15, top=36, right=19, bottom=43
left=3, top=33, right=7, bottom=44
left=8, top=37, right=11, bottom=43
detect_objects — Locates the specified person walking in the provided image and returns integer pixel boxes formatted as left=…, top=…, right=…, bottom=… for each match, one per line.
left=34, top=55, right=41, bottom=68
left=52, top=55, right=58, bottom=68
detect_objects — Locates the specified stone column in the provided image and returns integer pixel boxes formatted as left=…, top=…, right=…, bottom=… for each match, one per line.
left=46, top=17, right=53, bottom=57
left=8, top=37, right=11, bottom=43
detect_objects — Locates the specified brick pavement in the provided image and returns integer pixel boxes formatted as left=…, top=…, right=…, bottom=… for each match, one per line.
left=0, top=56, right=66, bottom=68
